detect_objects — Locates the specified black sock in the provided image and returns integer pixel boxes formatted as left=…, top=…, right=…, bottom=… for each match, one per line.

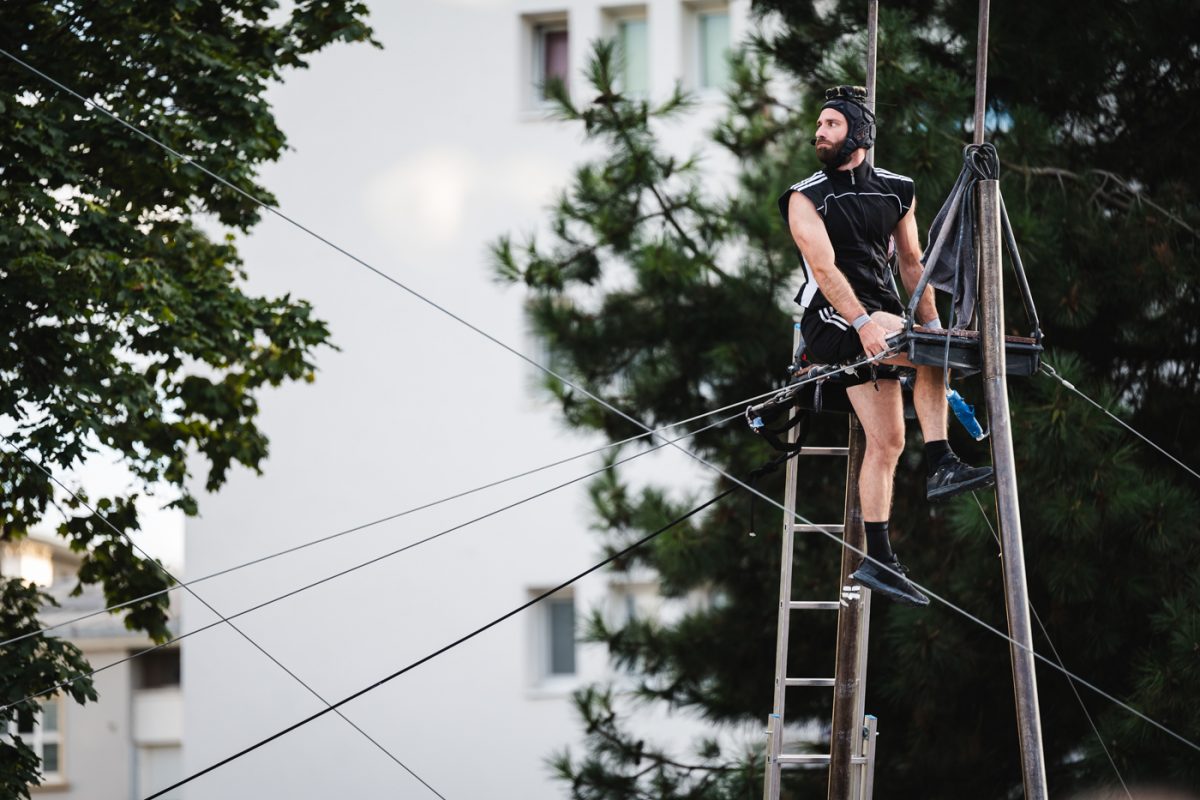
left=924, top=439, right=954, bottom=476
left=864, top=521, right=892, bottom=561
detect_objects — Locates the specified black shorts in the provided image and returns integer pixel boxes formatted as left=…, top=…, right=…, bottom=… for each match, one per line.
left=800, top=302, right=904, bottom=385
left=801, top=307, right=868, bottom=364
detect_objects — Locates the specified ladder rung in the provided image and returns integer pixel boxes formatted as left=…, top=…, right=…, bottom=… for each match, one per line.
left=784, top=677, right=835, bottom=687
left=795, top=523, right=843, bottom=534
left=778, top=753, right=829, bottom=765
left=777, top=754, right=869, bottom=766
left=788, top=600, right=840, bottom=611
left=799, top=447, right=850, bottom=456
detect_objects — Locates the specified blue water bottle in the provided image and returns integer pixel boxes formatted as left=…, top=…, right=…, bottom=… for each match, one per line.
left=947, top=388, right=986, bottom=441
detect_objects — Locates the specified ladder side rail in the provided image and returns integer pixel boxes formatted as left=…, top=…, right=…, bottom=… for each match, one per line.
left=860, top=715, right=880, bottom=800
left=762, top=323, right=808, bottom=800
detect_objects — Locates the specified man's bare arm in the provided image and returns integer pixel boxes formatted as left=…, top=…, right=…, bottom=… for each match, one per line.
left=787, top=192, right=890, bottom=356
left=893, top=199, right=939, bottom=326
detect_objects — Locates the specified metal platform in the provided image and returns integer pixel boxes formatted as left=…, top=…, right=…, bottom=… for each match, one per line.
left=895, top=325, right=1042, bottom=377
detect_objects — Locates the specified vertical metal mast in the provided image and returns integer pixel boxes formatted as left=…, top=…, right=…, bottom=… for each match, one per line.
left=828, top=6, right=878, bottom=799
left=973, top=0, right=1050, bottom=796
left=865, top=0, right=879, bottom=166
left=826, top=417, right=870, bottom=800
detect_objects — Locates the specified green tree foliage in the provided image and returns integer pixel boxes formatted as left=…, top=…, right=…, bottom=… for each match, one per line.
left=0, top=2, right=375, bottom=793
left=496, top=3, right=1199, bottom=796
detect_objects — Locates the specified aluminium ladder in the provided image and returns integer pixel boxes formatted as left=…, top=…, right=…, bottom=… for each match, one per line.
left=761, top=330, right=879, bottom=800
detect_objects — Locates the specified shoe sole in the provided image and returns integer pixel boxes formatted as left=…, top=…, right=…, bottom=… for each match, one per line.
left=927, top=470, right=996, bottom=502
left=849, top=568, right=931, bottom=607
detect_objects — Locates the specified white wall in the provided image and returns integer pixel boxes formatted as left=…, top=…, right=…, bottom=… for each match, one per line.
left=182, top=2, right=755, bottom=798
left=53, top=640, right=136, bottom=800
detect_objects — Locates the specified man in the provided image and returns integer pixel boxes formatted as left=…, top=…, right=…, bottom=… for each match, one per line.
left=778, top=86, right=994, bottom=607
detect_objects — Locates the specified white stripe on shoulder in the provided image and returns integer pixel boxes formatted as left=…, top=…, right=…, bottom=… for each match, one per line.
left=874, top=168, right=913, bottom=183
left=790, top=171, right=827, bottom=191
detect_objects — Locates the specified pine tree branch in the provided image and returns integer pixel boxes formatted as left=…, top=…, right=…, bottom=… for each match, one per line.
left=596, top=103, right=733, bottom=282
left=590, top=714, right=738, bottom=774
left=1008, top=164, right=1198, bottom=238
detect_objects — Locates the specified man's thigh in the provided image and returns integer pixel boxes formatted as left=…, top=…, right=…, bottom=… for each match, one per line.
left=869, top=311, right=924, bottom=370
left=846, top=379, right=904, bottom=442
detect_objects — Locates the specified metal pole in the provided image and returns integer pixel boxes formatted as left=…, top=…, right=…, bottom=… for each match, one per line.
left=977, top=180, right=1049, bottom=799
left=831, top=10, right=878, bottom=799
left=972, top=1, right=1048, bottom=793
left=762, top=323, right=807, bottom=800
left=865, top=0, right=879, bottom=166
left=973, top=0, right=990, bottom=144
left=827, top=416, right=870, bottom=800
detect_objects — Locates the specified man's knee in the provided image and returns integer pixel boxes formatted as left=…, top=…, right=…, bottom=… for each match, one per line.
left=861, top=419, right=905, bottom=461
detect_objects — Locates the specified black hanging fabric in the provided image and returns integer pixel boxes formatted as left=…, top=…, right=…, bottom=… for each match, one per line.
left=919, top=144, right=999, bottom=328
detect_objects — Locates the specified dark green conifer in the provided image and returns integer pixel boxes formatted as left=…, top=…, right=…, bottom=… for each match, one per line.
left=497, top=3, right=1199, bottom=796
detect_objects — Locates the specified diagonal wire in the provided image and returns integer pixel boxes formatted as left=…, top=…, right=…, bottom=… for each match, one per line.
left=0, top=385, right=782, bottom=651
left=970, top=492, right=1133, bottom=800
left=0, top=411, right=739, bottom=714
left=1042, top=362, right=1199, bottom=482
left=4, top=45, right=1196, bottom=779
left=143, top=485, right=738, bottom=799
left=0, top=435, right=445, bottom=799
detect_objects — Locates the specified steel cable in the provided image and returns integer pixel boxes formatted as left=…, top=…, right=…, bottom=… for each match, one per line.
left=3, top=45, right=1196, bottom=786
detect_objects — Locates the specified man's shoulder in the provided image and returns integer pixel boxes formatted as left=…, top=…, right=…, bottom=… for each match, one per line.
left=787, top=169, right=830, bottom=196
left=873, top=166, right=915, bottom=187
left=778, top=170, right=831, bottom=221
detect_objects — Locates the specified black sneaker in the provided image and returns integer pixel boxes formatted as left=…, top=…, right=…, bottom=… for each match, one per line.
left=850, top=555, right=930, bottom=607
left=927, top=457, right=995, bottom=502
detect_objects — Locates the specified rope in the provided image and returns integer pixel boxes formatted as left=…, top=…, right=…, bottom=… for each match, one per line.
left=143, top=486, right=737, bottom=799
left=0, top=387, right=782, bottom=652
left=0, top=436, right=445, bottom=798
left=3, top=45, right=1197, bottom=784
left=1041, top=362, right=1200, bottom=482
left=0, top=412, right=740, bottom=715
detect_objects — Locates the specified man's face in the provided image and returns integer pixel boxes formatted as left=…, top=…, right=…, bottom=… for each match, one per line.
left=814, top=108, right=848, bottom=165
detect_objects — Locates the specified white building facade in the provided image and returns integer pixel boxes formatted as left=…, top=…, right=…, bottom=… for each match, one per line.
left=1, top=535, right=183, bottom=799
left=182, top=2, right=757, bottom=798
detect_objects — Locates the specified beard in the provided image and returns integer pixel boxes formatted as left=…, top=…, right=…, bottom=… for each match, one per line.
left=815, top=140, right=843, bottom=166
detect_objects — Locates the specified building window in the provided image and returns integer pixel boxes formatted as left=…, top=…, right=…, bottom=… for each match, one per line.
left=133, top=648, right=181, bottom=690
left=616, top=17, right=649, bottom=96
left=6, top=696, right=64, bottom=785
left=532, top=18, right=570, bottom=103
left=529, top=589, right=577, bottom=684
left=697, top=9, right=731, bottom=90
left=546, top=595, right=576, bottom=675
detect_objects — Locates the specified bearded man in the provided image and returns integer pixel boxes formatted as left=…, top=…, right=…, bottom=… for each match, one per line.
left=777, top=87, right=994, bottom=606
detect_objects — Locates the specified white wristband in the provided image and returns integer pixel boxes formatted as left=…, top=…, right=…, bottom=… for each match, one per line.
left=923, top=317, right=943, bottom=330
left=851, top=314, right=871, bottom=331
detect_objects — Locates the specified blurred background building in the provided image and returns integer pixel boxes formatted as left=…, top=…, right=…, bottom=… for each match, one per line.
left=182, top=1, right=756, bottom=798
left=1, top=534, right=182, bottom=799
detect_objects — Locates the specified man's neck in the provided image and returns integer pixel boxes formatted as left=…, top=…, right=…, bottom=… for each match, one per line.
left=837, top=149, right=867, bottom=172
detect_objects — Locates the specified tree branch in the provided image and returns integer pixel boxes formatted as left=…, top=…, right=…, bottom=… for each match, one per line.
left=1007, top=164, right=1198, bottom=238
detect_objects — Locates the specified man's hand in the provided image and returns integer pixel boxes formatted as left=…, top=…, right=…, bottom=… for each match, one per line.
left=857, top=320, right=891, bottom=357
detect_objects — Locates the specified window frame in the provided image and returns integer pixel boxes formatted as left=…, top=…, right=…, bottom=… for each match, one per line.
left=527, top=588, right=578, bottom=693
left=526, top=13, right=571, bottom=109
left=603, top=5, right=650, bottom=98
left=5, top=695, right=65, bottom=787
left=684, top=1, right=733, bottom=95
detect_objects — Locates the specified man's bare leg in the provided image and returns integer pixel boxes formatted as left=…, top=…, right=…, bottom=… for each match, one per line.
left=868, top=311, right=948, bottom=443
left=844, top=377, right=930, bottom=607
left=869, top=310, right=995, bottom=500
left=845, top=379, right=904, bottom=522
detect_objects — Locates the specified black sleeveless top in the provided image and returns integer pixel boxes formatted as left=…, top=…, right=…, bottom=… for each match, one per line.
left=778, top=160, right=914, bottom=315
